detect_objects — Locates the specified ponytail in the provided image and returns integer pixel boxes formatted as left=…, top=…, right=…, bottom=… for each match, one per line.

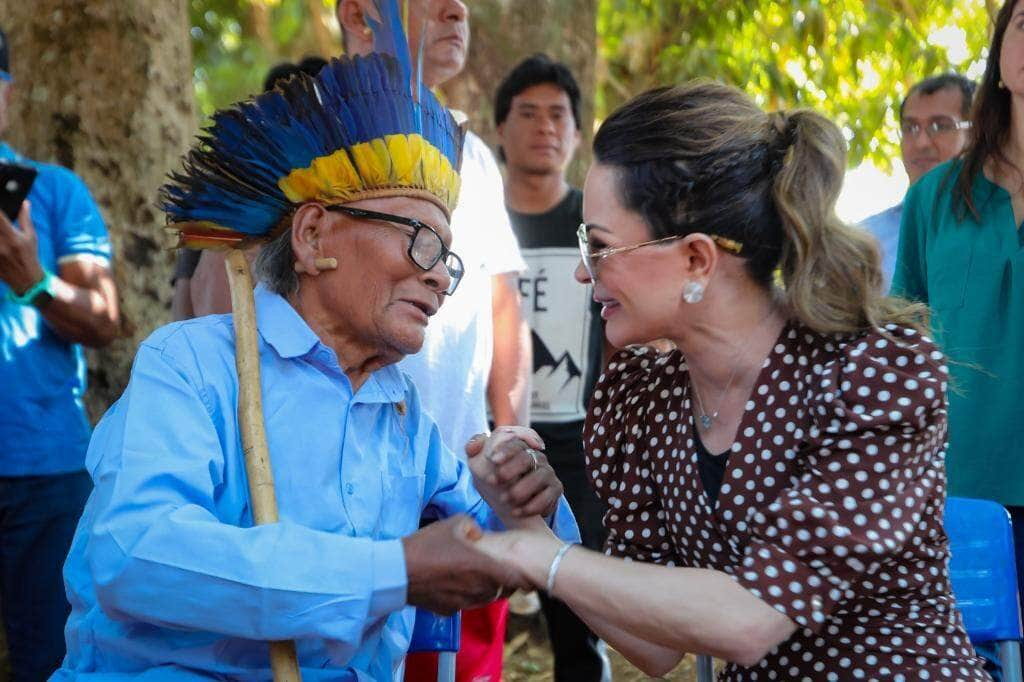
left=771, top=110, right=928, bottom=334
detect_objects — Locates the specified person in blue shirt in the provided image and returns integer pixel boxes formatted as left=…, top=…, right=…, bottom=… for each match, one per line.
left=56, top=30, right=578, bottom=681
left=0, top=26, right=120, bottom=682
left=860, top=73, right=975, bottom=291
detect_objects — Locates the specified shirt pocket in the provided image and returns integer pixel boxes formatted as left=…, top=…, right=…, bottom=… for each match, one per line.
left=928, top=246, right=973, bottom=311
left=375, top=472, right=425, bottom=540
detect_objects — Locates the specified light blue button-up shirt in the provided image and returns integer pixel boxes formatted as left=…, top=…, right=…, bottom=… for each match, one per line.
left=57, top=286, right=578, bottom=680
left=860, top=203, right=902, bottom=294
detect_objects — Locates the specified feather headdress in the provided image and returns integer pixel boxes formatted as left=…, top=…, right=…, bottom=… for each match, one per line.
left=161, top=1, right=465, bottom=250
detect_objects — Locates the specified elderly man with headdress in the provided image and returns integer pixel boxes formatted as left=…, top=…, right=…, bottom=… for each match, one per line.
left=53, top=14, right=577, bottom=680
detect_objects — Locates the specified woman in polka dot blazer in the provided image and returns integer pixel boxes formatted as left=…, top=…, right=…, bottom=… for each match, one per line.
left=469, top=82, right=990, bottom=680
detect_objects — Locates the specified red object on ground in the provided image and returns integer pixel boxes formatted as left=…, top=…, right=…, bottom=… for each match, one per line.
left=404, top=599, right=509, bottom=682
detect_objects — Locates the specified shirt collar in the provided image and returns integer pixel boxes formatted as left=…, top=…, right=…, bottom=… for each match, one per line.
left=255, top=284, right=320, bottom=359
left=0, top=142, right=20, bottom=162
left=254, top=284, right=405, bottom=404
left=357, top=364, right=406, bottom=404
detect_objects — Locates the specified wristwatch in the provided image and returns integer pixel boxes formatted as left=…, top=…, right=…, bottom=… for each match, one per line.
left=8, top=270, right=57, bottom=308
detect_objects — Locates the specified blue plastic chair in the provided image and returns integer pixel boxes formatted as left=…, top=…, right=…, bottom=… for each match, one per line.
left=945, top=496, right=1023, bottom=682
left=697, top=497, right=1021, bottom=682
left=408, top=609, right=461, bottom=682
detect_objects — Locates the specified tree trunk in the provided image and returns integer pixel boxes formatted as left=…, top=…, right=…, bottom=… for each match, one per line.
left=250, top=2, right=275, bottom=55
left=439, top=0, right=597, bottom=187
left=0, top=1, right=195, bottom=418
left=306, top=0, right=336, bottom=58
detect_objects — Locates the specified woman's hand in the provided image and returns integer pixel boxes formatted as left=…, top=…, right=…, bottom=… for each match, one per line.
left=467, top=523, right=564, bottom=591
left=402, top=516, right=532, bottom=614
left=465, top=426, right=563, bottom=525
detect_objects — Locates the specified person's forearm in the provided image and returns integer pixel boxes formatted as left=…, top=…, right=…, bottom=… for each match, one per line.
left=40, top=272, right=119, bottom=346
left=488, top=273, right=531, bottom=426
left=92, top=510, right=406, bottom=642
left=518, top=537, right=795, bottom=667
left=569, top=596, right=683, bottom=677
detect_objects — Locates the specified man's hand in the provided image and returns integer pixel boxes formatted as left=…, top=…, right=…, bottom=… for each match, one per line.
left=466, top=426, right=563, bottom=521
left=0, top=199, right=119, bottom=346
left=402, top=515, right=527, bottom=615
left=0, top=201, right=45, bottom=294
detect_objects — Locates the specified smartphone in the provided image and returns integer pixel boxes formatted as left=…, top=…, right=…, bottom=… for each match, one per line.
left=0, top=162, right=37, bottom=222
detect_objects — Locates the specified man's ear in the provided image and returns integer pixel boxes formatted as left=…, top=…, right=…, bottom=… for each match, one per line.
left=567, top=127, right=582, bottom=161
left=337, top=0, right=372, bottom=54
left=290, top=203, right=332, bottom=275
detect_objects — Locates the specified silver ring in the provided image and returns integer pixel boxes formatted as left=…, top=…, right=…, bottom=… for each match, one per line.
left=526, top=448, right=539, bottom=472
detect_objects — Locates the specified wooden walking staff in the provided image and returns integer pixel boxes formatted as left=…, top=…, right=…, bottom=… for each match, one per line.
left=223, top=248, right=303, bottom=681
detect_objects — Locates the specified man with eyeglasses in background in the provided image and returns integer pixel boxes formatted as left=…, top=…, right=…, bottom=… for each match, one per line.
left=861, top=73, right=975, bottom=291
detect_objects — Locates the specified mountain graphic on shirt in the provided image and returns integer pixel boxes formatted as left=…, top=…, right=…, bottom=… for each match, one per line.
left=532, top=330, right=582, bottom=391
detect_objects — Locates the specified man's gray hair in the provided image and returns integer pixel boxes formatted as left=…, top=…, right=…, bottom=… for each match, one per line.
left=253, top=227, right=299, bottom=296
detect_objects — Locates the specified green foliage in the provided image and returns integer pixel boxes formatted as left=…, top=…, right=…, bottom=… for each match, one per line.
left=597, top=0, right=994, bottom=167
left=190, top=0, right=994, bottom=168
left=190, top=0, right=338, bottom=120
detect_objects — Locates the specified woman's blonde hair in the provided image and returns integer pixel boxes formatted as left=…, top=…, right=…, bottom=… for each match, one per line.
left=592, top=80, right=928, bottom=335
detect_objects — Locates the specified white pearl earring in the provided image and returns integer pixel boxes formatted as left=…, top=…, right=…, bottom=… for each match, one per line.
left=682, top=281, right=704, bottom=304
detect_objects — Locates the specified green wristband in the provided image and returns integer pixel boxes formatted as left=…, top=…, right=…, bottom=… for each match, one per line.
left=8, top=270, right=55, bottom=306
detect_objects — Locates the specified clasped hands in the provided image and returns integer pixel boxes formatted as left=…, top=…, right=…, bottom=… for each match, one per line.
left=402, top=426, right=565, bottom=615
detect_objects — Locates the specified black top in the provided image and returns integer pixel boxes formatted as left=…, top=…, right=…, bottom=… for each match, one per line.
left=695, top=435, right=730, bottom=507
left=507, top=188, right=583, bottom=249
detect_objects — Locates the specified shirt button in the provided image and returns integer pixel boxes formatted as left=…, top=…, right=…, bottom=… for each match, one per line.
left=811, top=595, right=824, bottom=611
left=346, top=483, right=355, bottom=495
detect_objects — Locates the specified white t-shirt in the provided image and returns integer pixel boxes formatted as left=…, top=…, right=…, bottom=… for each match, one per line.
left=397, top=131, right=526, bottom=455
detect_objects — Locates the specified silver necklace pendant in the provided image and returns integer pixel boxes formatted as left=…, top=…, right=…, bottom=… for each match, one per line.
left=689, top=301, right=779, bottom=435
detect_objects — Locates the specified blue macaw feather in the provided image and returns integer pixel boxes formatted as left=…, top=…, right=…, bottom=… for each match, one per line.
left=367, top=0, right=426, bottom=131
left=367, top=0, right=412, bottom=90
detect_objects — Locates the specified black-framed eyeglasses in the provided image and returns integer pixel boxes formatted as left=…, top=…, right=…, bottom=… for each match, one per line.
left=899, top=116, right=971, bottom=140
left=325, top=205, right=465, bottom=295
left=576, top=222, right=743, bottom=281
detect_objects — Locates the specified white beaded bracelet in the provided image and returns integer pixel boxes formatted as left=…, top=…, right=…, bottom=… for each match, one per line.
left=546, top=542, right=575, bottom=595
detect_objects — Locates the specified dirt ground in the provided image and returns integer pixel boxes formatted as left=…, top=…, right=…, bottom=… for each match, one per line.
left=504, top=609, right=699, bottom=681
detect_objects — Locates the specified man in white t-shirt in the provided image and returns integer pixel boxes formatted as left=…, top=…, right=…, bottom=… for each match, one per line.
left=401, top=130, right=529, bottom=449
left=337, top=2, right=532, bottom=680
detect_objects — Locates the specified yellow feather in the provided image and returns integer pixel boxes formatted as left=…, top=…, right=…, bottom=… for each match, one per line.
left=351, top=139, right=391, bottom=186
left=315, top=149, right=363, bottom=199
left=387, top=135, right=415, bottom=185
left=278, top=170, right=321, bottom=203
left=277, top=135, right=462, bottom=215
